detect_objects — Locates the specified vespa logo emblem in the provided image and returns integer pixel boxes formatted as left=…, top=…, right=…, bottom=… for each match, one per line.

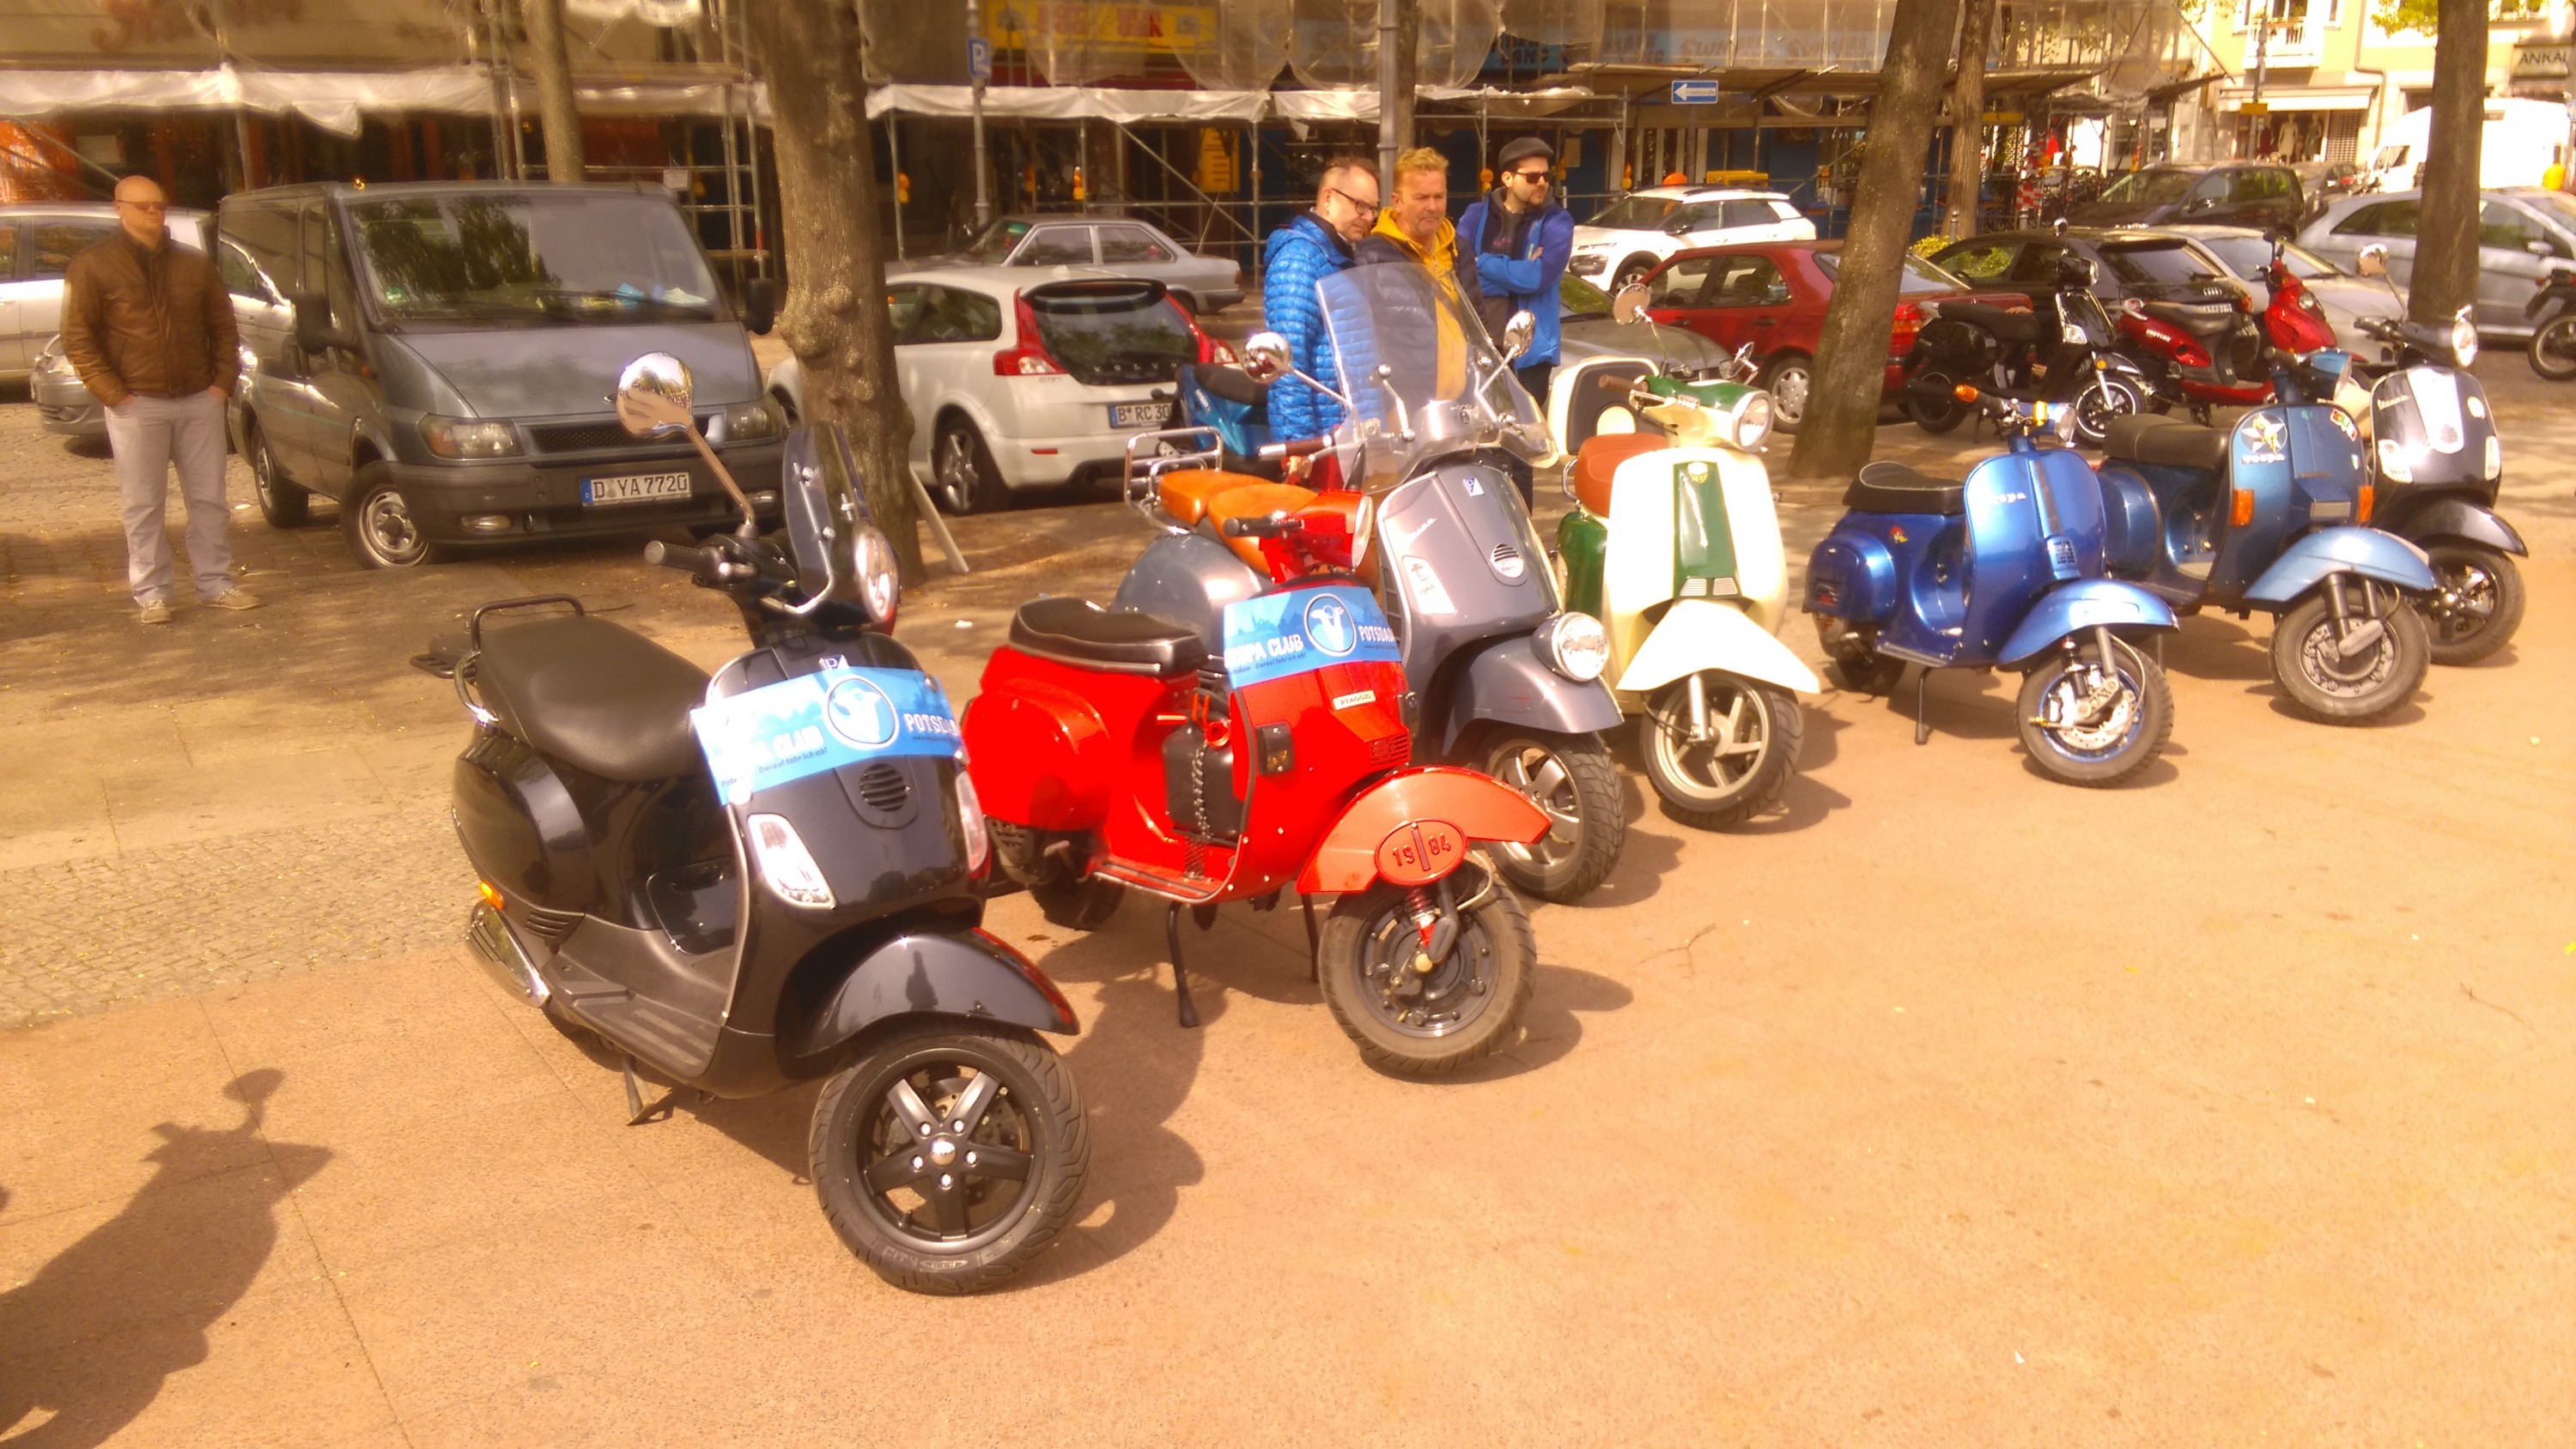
left=822, top=676, right=899, bottom=749
left=1303, top=594, right=1358, bottom=657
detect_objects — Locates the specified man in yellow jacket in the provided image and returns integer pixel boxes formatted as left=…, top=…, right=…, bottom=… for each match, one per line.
left=1358, top=146, right=1485, bottom=318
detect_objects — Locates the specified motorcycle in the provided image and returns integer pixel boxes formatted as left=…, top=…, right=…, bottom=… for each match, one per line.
left=1807, top=391, right=2182, bottom=786
left=1905, top=243, right=2154, bottom=447
left=2336, top=244, right=2527, bottom=665
left=2524, top=264, right=2576, bottom=381
left=2116, top=288, right=2273, bottom=421
left=2091, top=325, right=2437, bottom=723
left=1552, top=286, right=1819, bottom=828
left=960, top=380, right=1554, bottom=1077
left=443, top=355, right=1086, bottom=1295
left=1123, top=264, right=1629, bottom=904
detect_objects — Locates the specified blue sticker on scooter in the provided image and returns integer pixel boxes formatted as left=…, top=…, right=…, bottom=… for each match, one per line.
left=691, top=666, right=960, bottom=805
left=1219, top=585, right=1401, bottom=688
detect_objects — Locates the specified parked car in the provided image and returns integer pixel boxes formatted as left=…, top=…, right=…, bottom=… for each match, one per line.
left=2066, top=162, right=2304, bottom=234
left=218, top=180, right=783, bottom=567
left=1931, top=227, right=2243, bottom=312
left=1568, top=186, right=1814, bottom=291
left=767, top=265, right=1224, bottom=514
left=1555, top=271, right=1725, bottom=372
left=2299, top=186, right=2576, bottom=340
left=1632, top=240, right=2029, bottom=432
left=923, top=214, right=1243, bottom=314
left=2155, top=224, right=2403, bottom=344
left=2, top=203, right=209, bottom=381
left=32, top=334, right=102, bottom=439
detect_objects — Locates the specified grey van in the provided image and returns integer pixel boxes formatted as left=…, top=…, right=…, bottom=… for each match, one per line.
left=2298, top=186, right=2576, bottom=342
left=217, top=182, right=781, bottom=567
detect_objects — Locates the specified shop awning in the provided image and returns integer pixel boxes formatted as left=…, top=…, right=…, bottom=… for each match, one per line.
left=2213, top=85, right=2376, bottom=112
left=0, top=64, right=757, bottom=137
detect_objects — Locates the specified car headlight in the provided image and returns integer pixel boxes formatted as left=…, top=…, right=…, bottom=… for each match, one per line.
left=1534, top=611, right=1610, bottom=683
left=2376, top=437, right=2413, bottom=483
left=850, top=523, right=900, bottom=626
left=1729, top=391, right=1775, bottom=451
left=420, top=415, right=522, bottom=458
left=723, top=398, right=780, bottom=441
left=2450, top=307, right=2478, bottom=367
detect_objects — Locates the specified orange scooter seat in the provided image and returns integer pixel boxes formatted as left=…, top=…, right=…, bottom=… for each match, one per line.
left=1573, top=432, right=1668, bottom=517
left=1157, top=468, right=1270, bottom=527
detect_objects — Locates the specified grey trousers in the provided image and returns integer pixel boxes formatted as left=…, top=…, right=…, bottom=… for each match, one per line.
left=105, top=390, right=235, bottom=605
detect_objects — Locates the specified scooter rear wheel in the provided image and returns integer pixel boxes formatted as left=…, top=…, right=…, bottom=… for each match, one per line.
left=2417, top=543, right=2524, bottom=666
left=1319, top=870, right=1533, bottom=1078
left=2529, top=316, right=2576, bottom=381
left=811, top=1022, right=1088, bottom=1295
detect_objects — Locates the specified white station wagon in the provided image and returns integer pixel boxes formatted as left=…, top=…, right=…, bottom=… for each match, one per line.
left=1568, top=186, right=1815, bottom=291
left=768, top=264, right=1224, bottom=513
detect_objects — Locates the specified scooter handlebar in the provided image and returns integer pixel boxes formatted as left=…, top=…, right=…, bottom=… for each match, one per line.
left=644, top=540, right=718, bottom=575
left=1221, top=513, right=1306, bottom=539
left=1257, top=436, right=1329, bottom=460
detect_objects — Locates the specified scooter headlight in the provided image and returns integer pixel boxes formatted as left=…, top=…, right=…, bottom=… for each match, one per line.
left=2376, top=437, right=2414, bottom=483
left=1729, top=392, right=1775, bottom=451
left=850, top=524, right=900, bottom=627
left=953, top=768, right=991, bottom=875
left=2449, top=307, right=2478, bottom=367
left=1534, top=611, right=1610, bottom=683
left=746, top=813, right=835, bottom=909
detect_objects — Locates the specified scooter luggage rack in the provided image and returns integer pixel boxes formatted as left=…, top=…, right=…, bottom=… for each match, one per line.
left=1122, top=426, right=1226, bottom=529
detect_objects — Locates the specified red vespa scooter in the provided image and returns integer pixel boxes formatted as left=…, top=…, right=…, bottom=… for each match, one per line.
left=960, top=453, right=1551, bottom=1077
left=2119, top=255, right=2339, bottom=420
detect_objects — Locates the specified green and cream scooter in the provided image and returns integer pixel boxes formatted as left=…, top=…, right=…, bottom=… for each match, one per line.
left=1552, top=288, right=1818, bottom=828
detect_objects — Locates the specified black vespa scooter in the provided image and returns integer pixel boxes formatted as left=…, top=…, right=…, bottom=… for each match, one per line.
left=443, top=354, right=1087, bottom=1295
left=1905, top=242, right=2155, bottom=447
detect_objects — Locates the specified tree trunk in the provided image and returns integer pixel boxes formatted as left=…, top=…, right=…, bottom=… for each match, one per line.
left=520, top=0, right=585, bottom=183
left=1945, top=0, right=1993, bottom=239
left=748, top=0, right=922, bottom=576
left=1785, top=0, right=1964, bottom=482
left=2409, top=0, right=2486, bottom=325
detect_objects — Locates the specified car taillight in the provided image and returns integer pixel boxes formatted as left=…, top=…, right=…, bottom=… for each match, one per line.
left=993, top=292, right=1066, bottom=377
left=1890, top=301, right=1924, bottom=349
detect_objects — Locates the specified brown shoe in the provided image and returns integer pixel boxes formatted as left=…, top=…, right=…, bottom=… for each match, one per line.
left=203, top=589, right=263, bottom=611
left=137, top=599, right=174, bottom=625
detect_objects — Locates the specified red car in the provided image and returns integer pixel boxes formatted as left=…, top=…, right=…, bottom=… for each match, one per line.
left=1633, top=240, right=2032, bottom=433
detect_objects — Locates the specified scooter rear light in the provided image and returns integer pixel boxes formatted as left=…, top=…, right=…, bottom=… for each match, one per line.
left=2230, top=489, right=2256, bottom=527
left=953, top=771, right=992, bottom=876
left=2354, top=483, right=2374, bottom=523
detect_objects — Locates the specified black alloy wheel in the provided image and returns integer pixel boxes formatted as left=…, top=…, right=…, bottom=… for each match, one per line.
left=2415, top=543, right=2524, bottom=667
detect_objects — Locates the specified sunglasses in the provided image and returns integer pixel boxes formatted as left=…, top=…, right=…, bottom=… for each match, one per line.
left=1327, top=185, right=1382, bottom=215
left=115, top=200, right=169, bottom=212
left=1509, top=169, right=1552, bottom=183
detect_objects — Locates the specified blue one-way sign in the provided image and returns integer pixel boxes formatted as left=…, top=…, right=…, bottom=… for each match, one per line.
left=1670, top=79, right=1721, bottom=104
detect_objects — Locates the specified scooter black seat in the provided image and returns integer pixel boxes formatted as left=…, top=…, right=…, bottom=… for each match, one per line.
left=1844, top=460, right=1965, bottom=516
left=2102, top=415, right=2230, bottom=473
left=2140, top=299, right=2239, bottom=339
left=475, top=615, right=712, bottom=782
left=1937, top=300, right=2049, bottom=346
left=1010, top=597, right=1207, bottom=677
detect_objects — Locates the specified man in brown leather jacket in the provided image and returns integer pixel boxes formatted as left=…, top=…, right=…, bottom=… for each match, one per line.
left=62, top=174, right=259, bottom=622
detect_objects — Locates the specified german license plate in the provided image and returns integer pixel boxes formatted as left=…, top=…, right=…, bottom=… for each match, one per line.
left=1110, top=401, right=1173, bottom=428
left=582, top=471, right=692, bottom=506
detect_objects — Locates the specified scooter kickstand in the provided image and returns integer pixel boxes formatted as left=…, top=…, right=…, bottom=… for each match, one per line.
left=1912, top=667, right=1932, bottom=746
left=621, top=1054, right=683, bottom=1126
left=1163, top=902, right=1202, bottom=1029
left=1300, top=894, right=1320, bottom=983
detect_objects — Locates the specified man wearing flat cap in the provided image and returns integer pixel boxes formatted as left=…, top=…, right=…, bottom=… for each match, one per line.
left=1457, top=136, right=1573, bottom=415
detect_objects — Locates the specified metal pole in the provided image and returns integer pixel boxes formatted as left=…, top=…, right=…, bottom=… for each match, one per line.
left=889, top=113, right=906, bottom=259
left=2250, top=0, right=2271, bottom=158
left=1377, top=0, right=1399, bottom=185
left=967, top=0, right=991, bottom=227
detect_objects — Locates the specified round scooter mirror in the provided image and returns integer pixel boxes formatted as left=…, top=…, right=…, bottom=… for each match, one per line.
left=615, top=353, right=696, bottom=439
left=1238, top=331, right=1292, bottom=385
left=2355, top=243, right=2391, bottom=280
left=1502, top=310, right=1537, bottom=361
left=1612, top=282, right=1651, bottom=325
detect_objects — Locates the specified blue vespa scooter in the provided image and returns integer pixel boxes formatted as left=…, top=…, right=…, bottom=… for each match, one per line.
left=2090, top=344, right=2435, bottom=725
left=1807, top=392, right=2180, bottom=786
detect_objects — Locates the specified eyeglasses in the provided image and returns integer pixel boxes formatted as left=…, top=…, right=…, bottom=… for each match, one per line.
left=115, top=200, right=168, bottom=212
left=1327, top=185, right=1381, bottom=215
left=1509, top=169, right=1552, bottom=184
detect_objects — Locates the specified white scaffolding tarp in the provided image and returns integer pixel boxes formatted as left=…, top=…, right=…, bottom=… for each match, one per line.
left=0, top=64, right=757, bottom=137
left=866, top=84, right=1270, bottom=124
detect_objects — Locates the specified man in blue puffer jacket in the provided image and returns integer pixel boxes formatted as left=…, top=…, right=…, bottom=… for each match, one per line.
left=1458, top=136, right=1574, bottom=409
left=1261, top=155, right=1381, bottom=442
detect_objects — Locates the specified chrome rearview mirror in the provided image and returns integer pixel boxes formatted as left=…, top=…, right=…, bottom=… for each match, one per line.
left=1238, top=331, right=1291, bottom=385
left=1612, top=282, right=1650, bottom=325
left=1502, top=311, right=1536, bottom=362
left=2355, top=244, right=2390, bottom=280
left=612, top=352, right=756, bottom=535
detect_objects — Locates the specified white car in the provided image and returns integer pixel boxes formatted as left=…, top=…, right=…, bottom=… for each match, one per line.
left=767, top=263, right=1224, bottom=513
left=1567, top=187, right=1814, bottom=292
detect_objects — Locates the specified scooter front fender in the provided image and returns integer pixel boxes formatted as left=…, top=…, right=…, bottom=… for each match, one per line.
left=1431, top=634, right=1625, bottom=755
left=2243, top=525, right=2436, bottom=605
left=2385, top=496, right=2526, bottom=556
left=1297, top=766, right=1548, bottom=895
left=781, top=927, right=1079, bottom=1075
left=1613, top=597, right=1820, bottom=696
left=1996, top=579, right=2178, bottom=668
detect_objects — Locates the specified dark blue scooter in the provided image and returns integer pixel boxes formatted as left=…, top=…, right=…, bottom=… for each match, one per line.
left=2091, top=347, right=2435, bottom=724
left=1173, top=362, right=1278, bottom=476
left=1807, top=393, right=2180, bottom=786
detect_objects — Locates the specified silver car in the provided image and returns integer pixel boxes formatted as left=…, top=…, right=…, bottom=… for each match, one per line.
left=2299, top=187, right=2576, bottom=340
left=2154, top=224, right=2409, bottom=346
left=920, top=215, right=1244, bottom=314
left=31, top=333, right=103, bottom=439
left=1, top=204, right=209, bottom=381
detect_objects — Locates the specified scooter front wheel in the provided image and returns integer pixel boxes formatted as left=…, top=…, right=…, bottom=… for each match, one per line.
left=2016, top=635, right=2172, bottom=786
left=1319, top=868, right=1534, bottom=1078
left=2270, top=585, right=2429, bottom=724
left=1475, top=729, right=1624, bottom=904
left=1639, top=673, right=1803, bottom=828
left=811, top=1022, right=1089, bottom=1295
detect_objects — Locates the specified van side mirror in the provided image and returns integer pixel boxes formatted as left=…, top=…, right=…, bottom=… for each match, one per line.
left=744, top=276, right=779, bottom=336
left=291, top=294, right=342, bottom=355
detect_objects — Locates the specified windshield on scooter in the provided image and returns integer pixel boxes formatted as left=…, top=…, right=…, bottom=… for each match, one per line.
left=1317, top=264, right=1545, bottom=489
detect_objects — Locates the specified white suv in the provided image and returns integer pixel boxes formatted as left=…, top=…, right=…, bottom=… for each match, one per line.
left=1568, top=188, right=1815, bottom=291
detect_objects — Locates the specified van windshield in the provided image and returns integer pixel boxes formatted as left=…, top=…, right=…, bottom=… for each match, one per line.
left=348, top=191, right=723, bottom=325
left=2097, top=169, right=2198, bottom=205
